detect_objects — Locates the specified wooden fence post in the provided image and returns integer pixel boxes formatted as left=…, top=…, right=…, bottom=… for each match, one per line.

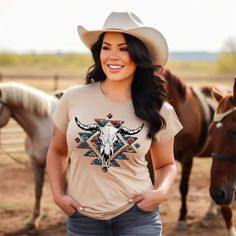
left=54, top=74, right=59, bottom=91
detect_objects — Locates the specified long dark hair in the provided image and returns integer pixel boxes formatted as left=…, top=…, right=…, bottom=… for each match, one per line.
left=86, top=32, right=167, bottom=138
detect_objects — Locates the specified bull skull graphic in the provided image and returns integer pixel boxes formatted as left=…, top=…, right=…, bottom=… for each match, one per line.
left=75, top=117, right=143, bottom=171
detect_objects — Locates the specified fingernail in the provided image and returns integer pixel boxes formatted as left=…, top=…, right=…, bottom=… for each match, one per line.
left=128, top=199, right=133, bottom=203
left=79, top=207, right=84, bottom=211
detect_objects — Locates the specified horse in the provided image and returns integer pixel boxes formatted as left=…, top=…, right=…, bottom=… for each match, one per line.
left=146, top=69, right=230, bottom=229
left=0, top=82, right=59, bottom=230
left=209, top=78, right=236, bottom=236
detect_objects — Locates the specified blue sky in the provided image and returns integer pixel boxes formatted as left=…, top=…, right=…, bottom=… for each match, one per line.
left=0, top=0, right=235, bottom=53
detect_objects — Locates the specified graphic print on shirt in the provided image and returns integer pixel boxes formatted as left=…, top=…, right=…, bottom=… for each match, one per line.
left=74, top=113, right=144, bottom=172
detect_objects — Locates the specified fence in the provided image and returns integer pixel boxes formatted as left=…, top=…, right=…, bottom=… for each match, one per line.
left=0, top=121, right=25, bottom=159
left=0, top=73, right=83, bottom=91
left=0, top=72, right=234, bottom=89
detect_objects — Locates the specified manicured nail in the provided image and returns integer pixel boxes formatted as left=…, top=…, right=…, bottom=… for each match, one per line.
left=79, top=207, right=84, bottom=211
left=128, top=199, right=133, bottom=203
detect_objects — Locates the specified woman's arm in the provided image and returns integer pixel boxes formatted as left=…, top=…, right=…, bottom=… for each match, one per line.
left=46, top=127, right=82, bottom=215
left=150, top=138, right=177, bottom=195
left=130, top=138, right=177, bottom=211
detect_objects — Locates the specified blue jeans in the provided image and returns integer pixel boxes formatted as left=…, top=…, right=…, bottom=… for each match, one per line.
left=67, top=204, right=162, bottom=236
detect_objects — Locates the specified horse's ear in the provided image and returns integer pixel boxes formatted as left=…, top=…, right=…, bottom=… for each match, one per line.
left=211, top=87, right=223, bottom=102
left=53, top=89, right=64, bottom=99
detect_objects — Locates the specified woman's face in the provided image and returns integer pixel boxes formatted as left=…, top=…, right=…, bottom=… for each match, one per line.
left=100, top=32, right=137, bottom=82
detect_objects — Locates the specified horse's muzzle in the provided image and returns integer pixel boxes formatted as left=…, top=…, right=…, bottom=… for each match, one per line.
left=209, top=185, right=235, bottom=205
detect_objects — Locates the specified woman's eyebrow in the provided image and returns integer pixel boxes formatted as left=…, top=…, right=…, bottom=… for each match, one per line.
left=118, top=43, right=127, bottom=46
left=102, top=42, right=127, bottom=46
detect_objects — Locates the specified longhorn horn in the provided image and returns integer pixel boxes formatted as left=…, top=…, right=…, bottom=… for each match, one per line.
left=118, top=123, right=144, bottom=135
left=75, top=117, right=99, bottom=131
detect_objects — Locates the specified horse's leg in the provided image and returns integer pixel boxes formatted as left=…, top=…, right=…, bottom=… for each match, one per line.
left=203, top=199, right=219, bottom=220
left=24, top=157, right=45, bottom=230
left=221, top=205, right=236, bottom=236
left=176, top=154, right=193, bottom=230
left=199, top=200, right=220, bottom=227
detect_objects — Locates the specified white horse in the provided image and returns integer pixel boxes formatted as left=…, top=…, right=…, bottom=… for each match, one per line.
left=0, top=82, right=59, bottom=230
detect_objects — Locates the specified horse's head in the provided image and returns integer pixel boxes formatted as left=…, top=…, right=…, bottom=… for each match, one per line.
left=209, top=78, right=236, bottom=205
left=0, top=90, right=11, bottom=127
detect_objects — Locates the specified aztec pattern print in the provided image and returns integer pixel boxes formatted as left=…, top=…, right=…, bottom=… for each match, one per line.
left=74, top=113, right=143, bottom=172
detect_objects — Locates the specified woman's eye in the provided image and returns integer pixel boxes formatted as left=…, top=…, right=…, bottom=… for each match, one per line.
left=102, top=46, right=110, bottom=50
left=120, top=47, right=128, bottom=52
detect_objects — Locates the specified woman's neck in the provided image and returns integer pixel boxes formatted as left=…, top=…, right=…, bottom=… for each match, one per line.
left=100, top=79, right=132, bottom=102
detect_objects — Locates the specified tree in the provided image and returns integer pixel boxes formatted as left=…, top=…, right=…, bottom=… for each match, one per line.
left=217, top=37, right=236, bottom=74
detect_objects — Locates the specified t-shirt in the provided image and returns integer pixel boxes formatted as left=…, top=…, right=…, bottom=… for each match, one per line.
left=52, top=82, right=182, bottom=220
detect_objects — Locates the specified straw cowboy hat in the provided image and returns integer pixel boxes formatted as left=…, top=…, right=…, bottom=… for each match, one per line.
left=77, top=12, right=169, bottom=66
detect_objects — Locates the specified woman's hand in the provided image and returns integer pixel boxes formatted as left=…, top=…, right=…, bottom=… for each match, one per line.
left=54, top=195, right=83, bottom=216
left=129, top=189, right=166, bottom=212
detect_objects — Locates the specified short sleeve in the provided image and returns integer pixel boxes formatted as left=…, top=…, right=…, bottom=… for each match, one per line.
left=52, top=91, right=69, bottom=134
left=154, top=102, right=183, bottom=144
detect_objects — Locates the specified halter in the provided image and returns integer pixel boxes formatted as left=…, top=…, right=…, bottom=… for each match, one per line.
left=211, top=107, right=236, bottom=162
left=213, top=107, right=236, bottom=122
left=212, top=152, right=236, bottom=162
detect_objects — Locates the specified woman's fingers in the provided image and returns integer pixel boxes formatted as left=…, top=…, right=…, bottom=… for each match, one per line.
left=67, top=208, right=77, bottom=216
left=70, top=198, right=84, bottom=211
left=129, top=194, right=144, bottom=203
left=55, top=195, right=83, bottom=215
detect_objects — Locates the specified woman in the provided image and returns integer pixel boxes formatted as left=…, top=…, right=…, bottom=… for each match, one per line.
left=46, top=12, right=182, bottom=235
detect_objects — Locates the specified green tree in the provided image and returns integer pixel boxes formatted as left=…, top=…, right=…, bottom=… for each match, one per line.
left=217, top=37, right=236, bottom=74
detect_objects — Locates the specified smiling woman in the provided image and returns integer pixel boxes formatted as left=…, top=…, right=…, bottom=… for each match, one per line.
left=46, top=11, right=182, bottom=236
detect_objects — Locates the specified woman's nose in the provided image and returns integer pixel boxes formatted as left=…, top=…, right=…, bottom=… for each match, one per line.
left=108, top=50, right=119, bottom=59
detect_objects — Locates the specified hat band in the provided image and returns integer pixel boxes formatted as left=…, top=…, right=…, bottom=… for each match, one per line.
left=104, top=28, right=123, bottom=31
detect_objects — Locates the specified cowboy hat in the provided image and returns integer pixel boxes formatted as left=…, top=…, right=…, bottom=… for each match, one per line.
left=77, top=12, right=169, bottom=66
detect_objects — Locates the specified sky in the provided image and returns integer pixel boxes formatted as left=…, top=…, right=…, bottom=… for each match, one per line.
left=0, top=0, right=235, bottom=53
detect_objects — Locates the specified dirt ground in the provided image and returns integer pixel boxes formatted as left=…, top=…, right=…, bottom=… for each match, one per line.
left=0, top=157, right=235, bottom=236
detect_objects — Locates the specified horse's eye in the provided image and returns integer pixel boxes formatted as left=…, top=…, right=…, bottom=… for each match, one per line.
left=230, top=129, right=236, bottom=137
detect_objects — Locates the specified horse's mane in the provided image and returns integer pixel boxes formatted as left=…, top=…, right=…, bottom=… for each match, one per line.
left=161, top=68, right=187, bottom=100
left=0, top=82, right=54, bottom=117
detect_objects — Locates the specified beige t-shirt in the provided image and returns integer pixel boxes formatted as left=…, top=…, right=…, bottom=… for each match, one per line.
left=52, top=82, right=182, bottom=220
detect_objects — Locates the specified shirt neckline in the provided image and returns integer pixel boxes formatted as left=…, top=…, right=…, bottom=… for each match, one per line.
left=96, top=82, right=133, bottom=106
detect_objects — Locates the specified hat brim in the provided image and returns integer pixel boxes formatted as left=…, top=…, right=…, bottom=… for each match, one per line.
left=78, top=25, right=168, bottom=66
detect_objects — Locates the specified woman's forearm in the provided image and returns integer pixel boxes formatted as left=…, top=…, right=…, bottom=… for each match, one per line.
left=46, top=146, right=69, bottom=201
left=154, top=163, right=177, bottom=196
left=129, top=163, right=177, bottom=210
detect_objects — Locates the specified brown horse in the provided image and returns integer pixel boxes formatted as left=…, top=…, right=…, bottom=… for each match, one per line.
left=209, top=78, right=236, bottom=236
left=146, top=69, right=228, bottom=229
